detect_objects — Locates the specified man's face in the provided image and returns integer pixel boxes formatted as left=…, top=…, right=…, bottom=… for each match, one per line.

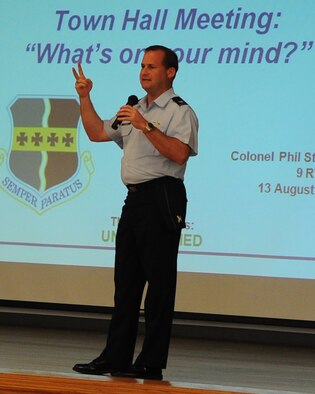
left=140, top=50, right=175, bottom=98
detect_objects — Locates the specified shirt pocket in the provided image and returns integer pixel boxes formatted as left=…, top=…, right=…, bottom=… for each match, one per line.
left=156, top=120, right=168, bottom=135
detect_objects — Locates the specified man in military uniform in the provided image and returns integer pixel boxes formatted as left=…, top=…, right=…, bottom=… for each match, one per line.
left=72, top=45, right=198, bottom=380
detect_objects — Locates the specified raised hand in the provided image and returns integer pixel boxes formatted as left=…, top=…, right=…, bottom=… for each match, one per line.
left=72, top=62, right=93, bottom=98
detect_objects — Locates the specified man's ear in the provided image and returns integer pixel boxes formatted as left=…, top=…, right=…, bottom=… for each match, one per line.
left=167, top=67, right=176, bottom=80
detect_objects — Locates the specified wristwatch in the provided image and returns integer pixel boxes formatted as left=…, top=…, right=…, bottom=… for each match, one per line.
left=143, top=122, right=155, bottom=134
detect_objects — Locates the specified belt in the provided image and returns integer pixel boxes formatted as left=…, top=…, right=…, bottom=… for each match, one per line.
left=126, top=176, right=182, bottom=193
left=126, top=179, right=158, bottom=193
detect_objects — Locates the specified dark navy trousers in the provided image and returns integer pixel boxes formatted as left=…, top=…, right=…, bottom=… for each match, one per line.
left=98, top=178, right=184, bottom=369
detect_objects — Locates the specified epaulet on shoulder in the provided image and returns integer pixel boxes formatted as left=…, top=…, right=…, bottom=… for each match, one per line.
left=172, top=96, right=188, bottom=106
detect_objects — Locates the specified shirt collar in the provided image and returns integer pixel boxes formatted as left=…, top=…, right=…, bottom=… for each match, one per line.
left=138, top=88, right=175, bottom=110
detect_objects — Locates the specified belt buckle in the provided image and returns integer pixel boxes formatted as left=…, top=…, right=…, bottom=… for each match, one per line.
left=128, top=185, right=137, bottom=193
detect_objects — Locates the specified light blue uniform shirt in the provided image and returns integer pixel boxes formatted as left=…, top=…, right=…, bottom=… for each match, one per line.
left=104, top=88, right=198, bottom=185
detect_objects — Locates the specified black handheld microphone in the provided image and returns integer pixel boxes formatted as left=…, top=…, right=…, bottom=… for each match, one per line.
left=111, top=95, right=139, bottom=130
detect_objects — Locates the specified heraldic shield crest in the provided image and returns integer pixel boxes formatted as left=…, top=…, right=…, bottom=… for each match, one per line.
left=0, top=96, right=94, bottom=214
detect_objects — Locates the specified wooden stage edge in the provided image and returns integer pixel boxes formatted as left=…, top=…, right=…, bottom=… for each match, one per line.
left=0, top=371, right=252, bottom=394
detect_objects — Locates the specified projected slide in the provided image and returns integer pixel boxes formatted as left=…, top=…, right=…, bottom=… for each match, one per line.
left=0, top=0, right=314, bottom=279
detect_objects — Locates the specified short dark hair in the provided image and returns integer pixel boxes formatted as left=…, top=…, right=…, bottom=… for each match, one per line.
left=145, top=45, right=179, bottom=73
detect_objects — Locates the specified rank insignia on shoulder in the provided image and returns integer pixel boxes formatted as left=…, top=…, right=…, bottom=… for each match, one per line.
left=172, top=96, right=188, bottom=106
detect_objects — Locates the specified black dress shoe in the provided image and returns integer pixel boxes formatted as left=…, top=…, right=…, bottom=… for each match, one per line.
left=144, top=367, right=163, bottom=380
left=112, top=365, right=163, bottom=380
left=73, top=359, right=118, bottom=375
left=111, top=365, right=144, bottom=378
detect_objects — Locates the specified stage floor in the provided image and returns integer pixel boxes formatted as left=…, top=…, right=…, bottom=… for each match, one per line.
left=0, top=325, right=314, bottom=393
